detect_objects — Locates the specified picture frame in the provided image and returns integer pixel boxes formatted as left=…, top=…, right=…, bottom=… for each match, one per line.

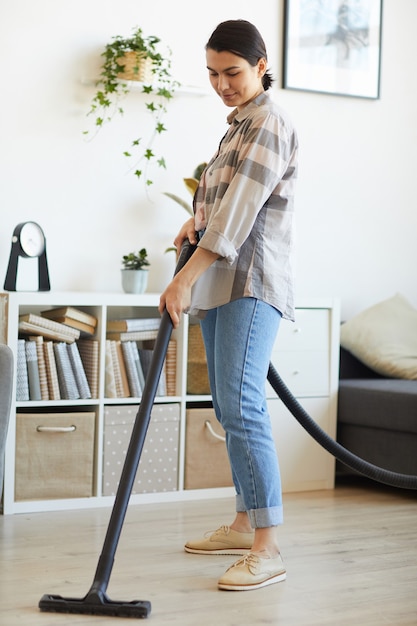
left=283, top=0, right=383, bottom=99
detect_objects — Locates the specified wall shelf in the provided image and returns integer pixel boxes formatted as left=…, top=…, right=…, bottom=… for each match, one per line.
left=80, top=77, right=209, bottom=97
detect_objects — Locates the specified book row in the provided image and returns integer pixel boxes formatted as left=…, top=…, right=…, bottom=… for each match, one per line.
left=18, top=308, right=98, bottom=343
left=16, top=337, right=98, bottom=402
left=105, top=339, right=177, bottom=399
left=16, top=334, right=177, bottom=402
left=15, top=307, right=178, bottom=401
left=18, top=307, right=164, bottom=344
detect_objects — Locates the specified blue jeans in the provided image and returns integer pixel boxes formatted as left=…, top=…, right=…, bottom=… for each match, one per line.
left=200, top=297, right=283, bottom=528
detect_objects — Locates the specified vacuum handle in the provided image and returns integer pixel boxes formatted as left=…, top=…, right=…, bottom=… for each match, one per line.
left=91, top=236, right=197, bottom=594
left=173, top=237, right=198, bottom=276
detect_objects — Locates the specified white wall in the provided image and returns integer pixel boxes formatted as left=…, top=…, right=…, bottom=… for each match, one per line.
left=0, top=0, right=416, bottom=319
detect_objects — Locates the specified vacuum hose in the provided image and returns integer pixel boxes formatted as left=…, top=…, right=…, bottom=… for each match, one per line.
left=267, top=363, right=417, bottom=490
left=184, top=237, right=417, bottom=490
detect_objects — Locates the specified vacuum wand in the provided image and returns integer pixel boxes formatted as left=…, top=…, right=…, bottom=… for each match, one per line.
left=39, top=238, right=197, bottom=619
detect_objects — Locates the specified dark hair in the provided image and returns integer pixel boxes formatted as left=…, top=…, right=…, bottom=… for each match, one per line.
left=206, top=19, right=273, bottom=91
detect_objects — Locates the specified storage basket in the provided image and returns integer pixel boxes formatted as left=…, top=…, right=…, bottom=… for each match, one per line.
left=187, top=323, right=210, bottom=395
left=184, top=408, right=233, bottom=489
left=116, top=51, right=154, bottom=82
left=103, top=403, right=180, bottom=495
left=15, top=412, right=95, bottom=500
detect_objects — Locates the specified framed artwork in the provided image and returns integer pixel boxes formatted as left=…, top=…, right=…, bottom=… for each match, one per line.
left=283, top=0, right=383, bottom=99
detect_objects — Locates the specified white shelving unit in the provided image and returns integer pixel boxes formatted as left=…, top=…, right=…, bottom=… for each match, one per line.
left=267, top=302, right=341, bottom=492
left=1, top=291, right=340, bottom=515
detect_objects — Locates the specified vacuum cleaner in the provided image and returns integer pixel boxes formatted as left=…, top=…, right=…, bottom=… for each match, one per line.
left=39, top=238, right=417, bottom=619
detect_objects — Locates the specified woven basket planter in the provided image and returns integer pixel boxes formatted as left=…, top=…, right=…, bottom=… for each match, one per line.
left=116, top=51, right=154, bottom=82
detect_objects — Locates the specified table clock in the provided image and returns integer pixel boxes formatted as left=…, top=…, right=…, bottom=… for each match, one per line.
left=3, top=221, right=50, bottom=291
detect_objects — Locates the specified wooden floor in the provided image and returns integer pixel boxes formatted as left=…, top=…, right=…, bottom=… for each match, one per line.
left=1, top=477, right=416, bottom=625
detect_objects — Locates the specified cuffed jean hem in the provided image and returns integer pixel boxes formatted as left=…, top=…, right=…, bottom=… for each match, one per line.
left=236, top=494, right=284, bottom=528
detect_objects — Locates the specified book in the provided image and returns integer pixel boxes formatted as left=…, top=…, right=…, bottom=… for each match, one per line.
left=131, top=342, right=145, bottom=391
left=78, top=340, right=99, bottom=398
left=115, top=340, right=130, bottom=397
left=106, top=328, right=159, bottom=342
left=104, top=340, right=117, bottom=398
left=29, top=335, right=49, bottom=400
left=16, top=339, right=29, bottom=401
left=24, top=340, right=42, bottom=401
left=67, top=342, right=91, bottom=399
left=46, top=316, right=96, bottom=336
left=19, top=313, right=79, bottom=343
left=159, top=360, right=167, bottom=397
left=138, top=347, right=166, bottom=396
left=43, top=341, right=61, bottom=400
left=107, top=318, right=160, bottom=333
left=121, top=341, right=142, bottom=397
left=54, top=342, right=80, bottom=400
left=18, top=321, right=78, bottom=344
left=165, top=339, right=177, bottom=396
left=109, top=340, right=126, bottom=398
left=41, top=306, right=98, bottom=328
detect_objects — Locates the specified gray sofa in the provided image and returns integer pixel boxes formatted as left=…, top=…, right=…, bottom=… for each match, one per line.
left=337, top=347, right=417, bottom=478
left=0, top=344, right=13, bottom=505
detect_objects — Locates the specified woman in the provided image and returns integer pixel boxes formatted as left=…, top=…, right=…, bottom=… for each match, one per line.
left=159, top=19, right=298, bottom=591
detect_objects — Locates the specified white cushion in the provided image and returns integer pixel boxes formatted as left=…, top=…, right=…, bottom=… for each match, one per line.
left=340, top=294, right=417, bottom=380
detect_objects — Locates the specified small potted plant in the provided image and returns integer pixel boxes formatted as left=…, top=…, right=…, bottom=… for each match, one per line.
left=121, top=248, right=150, bottom=293
left=84, top=27, right=179, bottom=186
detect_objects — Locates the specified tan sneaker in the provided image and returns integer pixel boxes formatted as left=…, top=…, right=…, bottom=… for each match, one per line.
left=184, top=525, right=254, bottom=555
left=218, top=552, right=286, bottom=590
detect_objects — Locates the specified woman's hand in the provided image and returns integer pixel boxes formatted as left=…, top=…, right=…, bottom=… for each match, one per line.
left=173, top=217, right=198, bottom=253
left=159, top=229, right=219, bottom=328
left=159, top=218, right=196, bottom=328
left=159, top=274, right=191, bottom=329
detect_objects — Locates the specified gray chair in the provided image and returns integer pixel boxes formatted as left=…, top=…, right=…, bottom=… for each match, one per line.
left=0, top=344, right=13, bottom=503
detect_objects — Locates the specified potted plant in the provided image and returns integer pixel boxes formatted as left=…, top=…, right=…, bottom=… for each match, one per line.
left=84, top=27, right=179, bottom=186
left=121, top=248, right=150, bottom=293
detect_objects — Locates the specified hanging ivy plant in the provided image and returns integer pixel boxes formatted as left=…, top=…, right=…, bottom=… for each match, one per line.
left=84, top=27, right=179, bottom=186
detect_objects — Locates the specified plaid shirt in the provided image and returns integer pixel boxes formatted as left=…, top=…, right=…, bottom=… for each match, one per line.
left=190, top=91, right=298, bottom=321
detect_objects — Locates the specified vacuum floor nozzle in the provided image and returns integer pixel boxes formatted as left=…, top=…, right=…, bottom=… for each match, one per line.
left=39, top=592, right=151, bottom=618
